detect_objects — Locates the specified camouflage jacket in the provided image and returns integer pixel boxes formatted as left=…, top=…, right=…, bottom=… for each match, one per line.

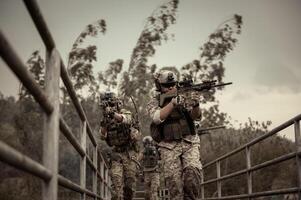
left=100, top=108, right=141, bottom=143
left=147, top=96, right=201, bottom=149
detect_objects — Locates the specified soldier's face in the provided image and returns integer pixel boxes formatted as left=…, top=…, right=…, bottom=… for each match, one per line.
left=161, top=83, right=177, bottom=93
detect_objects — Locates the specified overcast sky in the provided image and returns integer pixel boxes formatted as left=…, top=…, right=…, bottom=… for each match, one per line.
left=1, top=0, right=300, bottom=139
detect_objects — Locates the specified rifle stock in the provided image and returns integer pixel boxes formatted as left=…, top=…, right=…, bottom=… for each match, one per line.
left=159, top=92, right=178, bottom=107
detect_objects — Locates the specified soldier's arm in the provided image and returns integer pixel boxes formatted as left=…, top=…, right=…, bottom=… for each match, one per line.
left=118, top=109, right=133, bottom=124
left=190, top=105, right=202, bottom=120
left=147, top=98, right=163, bottom=124
left=99, top=126, right=107, bottom=140
left=188, top=92, right=202, bottom=120
left=130, top=127, right=141, bottom=141
left=137, top=151, right=144, bottom=162
left=147, top=95, right=176, bottom=125
left=159, top=87, right=180, bottom=122
left=159, top=101, right=175, bottom=121
left=113, top=112, right=124, bottom=122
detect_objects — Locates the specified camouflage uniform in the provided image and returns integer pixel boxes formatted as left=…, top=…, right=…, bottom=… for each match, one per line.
left=147, top=70, right=203, bottom=200
left=144, top=171, right=160, bottom=200
left=140, top=136, right=160, bottom=200
left=100, top=108, right=141, bottom=200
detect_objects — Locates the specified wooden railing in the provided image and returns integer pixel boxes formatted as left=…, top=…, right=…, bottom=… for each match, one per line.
left=200, top=114, right=301, bottom=199
left=0, top=0, right=111, bottom=199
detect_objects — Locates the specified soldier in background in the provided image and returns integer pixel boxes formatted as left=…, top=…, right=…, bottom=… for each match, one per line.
left=147, top=70, right=203, bottom=200
left=99, top=91, right=141, bottom=200
left=140, top=136, right=160, bottom=200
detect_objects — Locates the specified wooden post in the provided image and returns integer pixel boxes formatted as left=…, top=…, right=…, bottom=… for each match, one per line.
left=80, top=122, right=87, bottom=200
left=43, top=48, right=60, bottom=200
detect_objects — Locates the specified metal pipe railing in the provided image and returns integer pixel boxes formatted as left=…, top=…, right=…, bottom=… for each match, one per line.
left=58, top=175, right=101, bottom=198
left=0, top=0, right=112, bottom=198
left=24, top=0, right=98, bottom=148
left=202, top=187, right=298, bottom=200
left=59, top=118, right=85, bottom=157
left=203, top=114, right=301, bottom=169
left=60, top=60, right=98, bottom=147
left=0, top=30, right=53, bottom=115
left=201, top=114, right=301, bottom=199
left=294, top=119, right=301, bottom=196
left=0, top=140, right=52, bottom=181
left=23, top=0, right=55, bottom=51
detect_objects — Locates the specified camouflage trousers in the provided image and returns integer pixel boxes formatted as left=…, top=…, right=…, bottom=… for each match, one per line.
left=144, top=171, right=160, bottom=200
left=109, top=149, right=139, bottom=200
left=158, top=138, right=202, bottom=200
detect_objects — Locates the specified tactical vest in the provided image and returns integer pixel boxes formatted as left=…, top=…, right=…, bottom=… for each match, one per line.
left=142, top=145, right=159, bottom=169
left=160, top=105, right=195, bottom=142
left=106, top=123, right=131, bottom=147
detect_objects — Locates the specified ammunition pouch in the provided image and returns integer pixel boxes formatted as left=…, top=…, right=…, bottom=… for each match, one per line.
left=142, top=146, right=159, bottom=169
left=106, top=123, right=131, bottom=146
left=150, top=122, right=163, bottom=143
left=113, top=143, right=135, bottom=153
left=162, top=119, right=193, bottom=141
left=107, top=152, right=122, bottom=169
left=161, top=107, right=195, bottom=142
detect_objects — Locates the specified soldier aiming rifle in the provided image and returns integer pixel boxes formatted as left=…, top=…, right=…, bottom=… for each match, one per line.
left=99, top=91, right=141, bottom=200
left=159, top=77, right=232, bottom=107
left=139, top=136, right=160, bottom=200
left=147, top=70, right=231, bottom=200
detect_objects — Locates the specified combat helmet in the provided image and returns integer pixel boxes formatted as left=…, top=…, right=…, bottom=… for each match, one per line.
left=142, top=136, right=153, bottom=147
left=155, top=70, right=178, bottom=91
left=100, top=90, right=122, bottom=110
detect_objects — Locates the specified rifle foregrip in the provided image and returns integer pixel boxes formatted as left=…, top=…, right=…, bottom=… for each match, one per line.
left=159, top=92, right=177, bottom=107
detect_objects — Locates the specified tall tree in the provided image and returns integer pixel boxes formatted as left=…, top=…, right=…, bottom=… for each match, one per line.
left=119, top=0, right=179, bottom=135
left=67, top=19, right=106, bottom=100
left=181, top=14, right=242, bottom=127
left=98, top=59, right=124, bottom=90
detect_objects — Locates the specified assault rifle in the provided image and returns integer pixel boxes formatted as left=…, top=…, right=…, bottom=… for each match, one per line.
left=159, top=79, right=232, bottom=107
left=99, top=93, right=120, bottom=125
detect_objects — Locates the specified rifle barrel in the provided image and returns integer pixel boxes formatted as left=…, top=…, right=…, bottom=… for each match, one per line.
left=197, top=125, right=226, bottom=135
left=214, top=82, right=232, bottom=87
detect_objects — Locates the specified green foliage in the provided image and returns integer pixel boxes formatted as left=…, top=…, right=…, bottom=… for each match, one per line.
left=128, top=0, right=178, bottom=71
left=67, top=19, right=107, bottom=100
left=71, top=19, right=106, bottom=50
left=0, top=93, right=43, bottom=199
left=201, top=104, right=228, bottom=127
left=98, top=59, right=124, bottom=90
left=180, top=14, right=243, bottom=127
left=19, top=50, right=45, bottom=100
left=118, top=0, right=179, bottom=136
left=182, top=14, right=242, bottom=83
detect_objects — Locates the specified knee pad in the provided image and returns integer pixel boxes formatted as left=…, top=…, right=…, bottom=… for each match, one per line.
left=183, top=166, right=202, bottom=200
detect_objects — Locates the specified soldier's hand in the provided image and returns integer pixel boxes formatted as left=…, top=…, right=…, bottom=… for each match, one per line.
left=100, top=126, right=107, bottom=138
left=171, top=95, right=185, bottom=107
left=105, top=107, right=115, bottom=118
left=190, top=92, right=200, bottom=108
